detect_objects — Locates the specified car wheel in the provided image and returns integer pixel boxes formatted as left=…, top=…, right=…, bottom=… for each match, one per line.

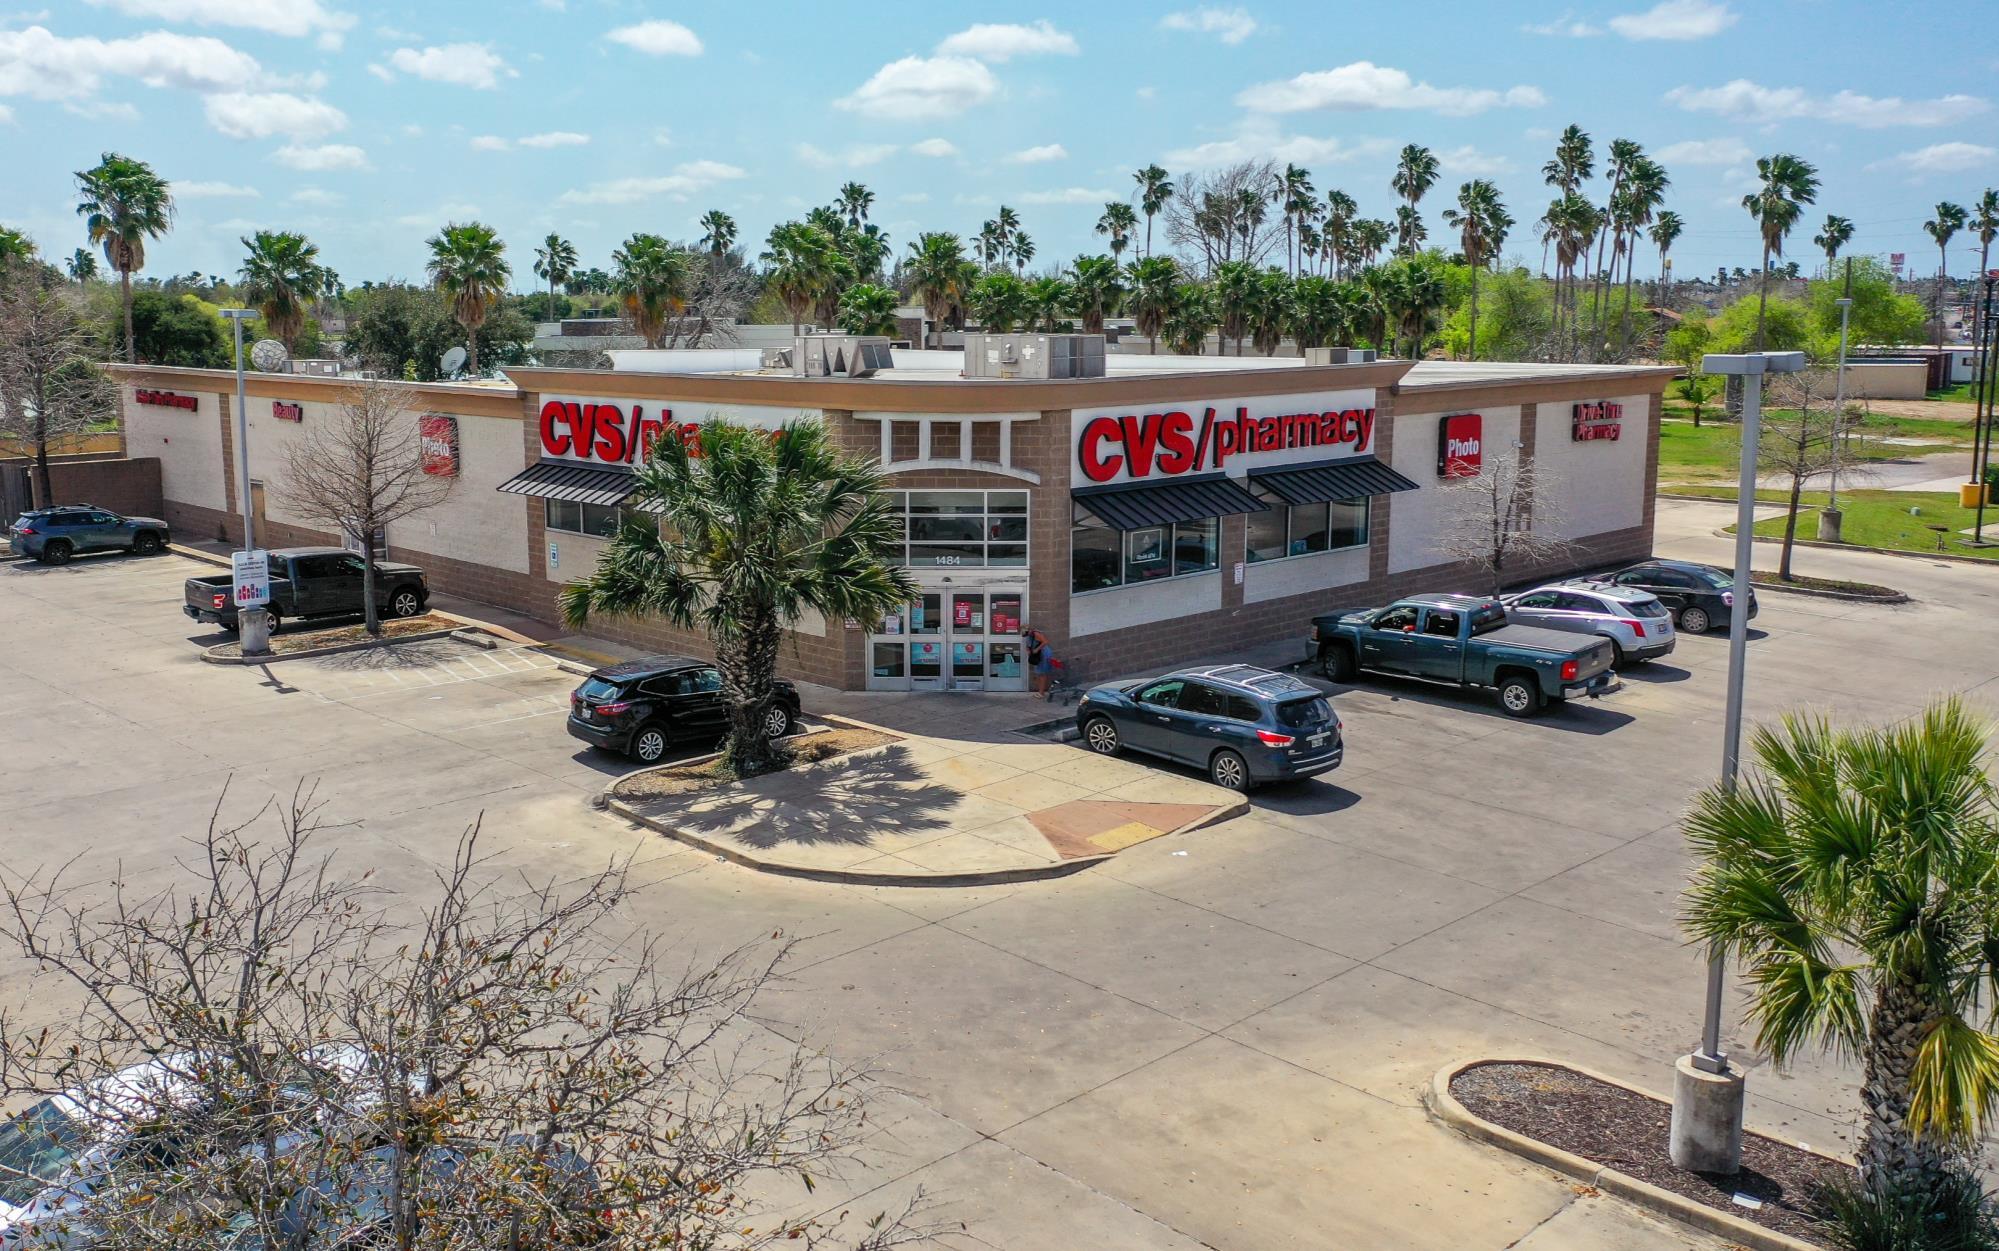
left=390, top=589, right=424, bottom=619
left=131, top=532, right=162, bottom=556
left=1679, top=606, right=1711, bottom=634
left=1082, top=716, right=1120, bottom=755
left=262, top=609, right=282, bottom=634
left=1608, top=640, right=1628, bottom=669
left=761, top=703, right=794, bottom=739
left=1209, top=749, right=1250, bottom=792
left=630, top=725, right=670, bottom=765
left=1497, top=675, right=1543, bottom=718
left=39, top=539, right=71, bottom=565
left=1319, top=645, right=1355, bottom=682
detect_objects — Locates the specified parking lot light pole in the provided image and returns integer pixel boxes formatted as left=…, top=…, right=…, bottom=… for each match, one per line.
left=219, top=308, right=269, bottom=657
left=1668, top=350, right=1807, bottom=1175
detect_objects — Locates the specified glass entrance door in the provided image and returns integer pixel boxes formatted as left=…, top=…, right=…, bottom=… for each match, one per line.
left=865, top=586, right=1027, bottom=692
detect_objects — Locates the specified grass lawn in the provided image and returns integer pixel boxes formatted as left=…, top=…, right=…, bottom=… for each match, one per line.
left=1655, top=417, right=1963, bottom=483
left=1685, top=487, right=1999, bottom=561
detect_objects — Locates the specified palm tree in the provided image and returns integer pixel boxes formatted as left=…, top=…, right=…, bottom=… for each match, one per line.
left=1812, top=215, right=1855, bottom=273
left=1614, top=158, right=1668, bottom=347
left=533, top=232, right=578, bottom=325
left=1541, top=125, right=1594, bottom=278
left=1010, top=232, right=1035, bottom=275
left=1742, top=153, right=1820, bottom=349
left=1372, top=256, right=1445, bottom=358
left=1924, top=201, right=1968, bottom=349
left=1322, top=190, right=1357, bottom=278
left=1162, top=282, right=1215, bottom=355
left=1248, top=270, right=1292, bottom=356
left=836, top=181, right=874, bottom=228
left=967, top=271, right=1029, bottom=333
left=1441, top=180, right=1511, bottom=360
left=1066, top=254, right=1125, bottom=334
left=1970, top=190, right=1999, bottom=351
left=1683, top=697, right=1999, bottom=1202
left=0, top=227, right=33, bottom=267
left=760, top=221, right=843, bottom=334
left=1134, top=164, right=1174, bottom=258
left=1212, top=260, right=1258, bottom=355
left=976, top=221, right=1004, bottom=268
left=1389, top=144, right=1438, bottom=256
left=1650, top=210, right=1683, bottom=302
left=836, top=282, right=899, bottom=337
left=904, top=232, right=967, bottom=348
left=1023, top=277, right=1071, bottom=332
left=1125, top=255, right=1180, bottom=353
left=424, top=221, right=511, bottom=375
left=698, top=210, right=738, bottom=258
left=560, top=419, right=913, bottom=776
left=1287, top=276, right=1359, bottom=350
left=1587, top=138, right=1643, bottom=335
left=1352, top=218, right=1391, bottom=270
left=843, top=223, right=891, bottom=284
left=1096, top=202, right=1138, bottom=259
left=1233, top=188, right=1266, bottom=261
left=993, top=205, right=1021, bottom=256
left=237, top=230, right=326, bottom=354
left=611, top=232, right=690, bottom=348
left=74, top=152, right=173, bottom=363
left=1295, top=222, right=1322, bottom=279
left=1393, top=204, right=1427, bottom=256
left=66, top=247, right=96, bottom=285
left=1277, top=163, right=1315, bottom=276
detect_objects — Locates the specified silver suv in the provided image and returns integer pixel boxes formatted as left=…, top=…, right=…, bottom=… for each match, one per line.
left=1502, top=581, right=1676, bottom=666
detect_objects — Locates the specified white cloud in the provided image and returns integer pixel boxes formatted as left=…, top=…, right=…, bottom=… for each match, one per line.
left=80, top=0, right=355, bottom=48
left=1873, top=142, right=1999, bottom=176
left=177, top=180, right=258, bottom=198
left=1665, top=79, right=1990, bottom=128
left=794, top=141, right=899, bottom=168
left=558, top=160, right=746, bottom=205
left=0, top=103, right=14, bottom=124
left=1523, top=12, right=1602, bottom=36
left=899, top=192, right=930, bottom=203
left=1017, top=187, right=1116, bottom=206
left=934, top=20, right=1076, bottom=62
left=1656, top=136, right=1753, bottom=166
left=272, top=142, right=367, bottom=171
left=1437, top=145, right=1512, bottom=175
left=1158, top=7, right=1257, bottom=44
left=383, top=43, right=512, bottom=89
left=470, top=134, right=509, bottom=151
left=1006, top=142, right=1067, bottom=164
left=1135, top=85, right=1157, bottom=101
left=909, top=137, right=958, bottom=158
left=0, top=25, right=260, bottom=99
left=203, top=90, right=345, bottom=140
left=288, top=186, right=339, bottom=205
left=1238, top=61, right=1547, bottom=116
left=1165, top=125, right=1396, bottom=168
left=1609, top=0, right=1736, bottom=40
left=518, top=130, right=588, bottom=148
left=605, top=19, right=702, bottom=57
left=834, top=55, right=997, bottom=121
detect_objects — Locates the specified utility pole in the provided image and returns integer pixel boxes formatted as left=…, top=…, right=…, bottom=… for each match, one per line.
left=1820, top=258, right=1854, bottom=542
left=1972, top=277, right=1996, bottom=545
left=220, top=308, right=270, bottom=657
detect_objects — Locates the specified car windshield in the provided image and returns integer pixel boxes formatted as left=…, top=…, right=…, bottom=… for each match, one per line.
left=576, top=677, right=624, bottom=701
left=1468, top=604, right=1509, bottom=635
left=1689, top=567, right=1733, bottom=588
left=1274, top=697, right=1334, bottom=728
left=0, top=1098, right=91, bottom=1205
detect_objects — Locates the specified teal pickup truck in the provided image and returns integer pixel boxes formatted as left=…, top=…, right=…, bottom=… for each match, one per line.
left=1308, top=593, right=1619, bottom=718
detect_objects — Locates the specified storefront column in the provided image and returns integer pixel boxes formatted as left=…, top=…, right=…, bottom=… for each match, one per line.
left=520, top=391, right=549, bottom=582
left=1220, top=513, right=1246, bottom=612
left=1024, top=408, right=1071, bottom=654
left=1368, top=391, right=1395, bottom=582
left=1518, top=402, right=1538, bottom=526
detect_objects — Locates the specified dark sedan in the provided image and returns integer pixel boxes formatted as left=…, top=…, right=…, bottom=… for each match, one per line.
left=1075, top=663, right=1342, bottom=791
left=1601, top=559, right=1758, bottom=635
left=566, top=656, right=800, bottom=763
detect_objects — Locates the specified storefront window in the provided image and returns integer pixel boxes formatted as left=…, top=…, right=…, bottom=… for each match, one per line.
left=1242, top=497, right=1371, bottom=562
left=1071, top=513, right=1121, bottom=593
left=1173, top=517, right=1219, bottom=575
left=1328, top=499, right=1369, bottom=550
left=881, top=491, right=1030, bottom=568
left=1291, top=501, right=1330, bottom=555
left=1246, top=506, right=1287, bottom=563
left=1124, top=525, right=1171, bottom=584
left=544, top=499, right=647, bottom=537
left=544, top=498, right=581, bottom=533
left=1072, top=508, right=1225, bottom=592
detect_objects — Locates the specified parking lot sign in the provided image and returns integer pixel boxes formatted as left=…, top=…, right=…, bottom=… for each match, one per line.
left=232, top=549, right=270, bottom=608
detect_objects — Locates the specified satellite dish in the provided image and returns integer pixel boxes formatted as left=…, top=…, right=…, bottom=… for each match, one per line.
left=249, top=339, right=289, bottom=373
left=440, top=346, right=468, bottom=378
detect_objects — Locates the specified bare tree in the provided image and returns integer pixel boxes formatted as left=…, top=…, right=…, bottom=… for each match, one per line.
left=1162, top=161, right=1280, bottom=276
left=1760, top=370, right=1871, bottom=581
left=1433, top=444, right=1577, bottom=596
left=661, top=247, right=761, bottom=349
left=0, top=786, right=933, bottom=1251
left=280, top=385, right=454, bottom=635
left=0, top=267, right=114, bottom=508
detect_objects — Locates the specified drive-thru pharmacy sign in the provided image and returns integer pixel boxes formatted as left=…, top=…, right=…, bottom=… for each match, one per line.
left=1572, top=401, right=1623, bottom=442
left=1071, top=388, right=1377, bottom=486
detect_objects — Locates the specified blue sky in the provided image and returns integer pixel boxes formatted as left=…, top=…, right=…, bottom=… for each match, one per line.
left=3, top=0, right=1995, bottom=288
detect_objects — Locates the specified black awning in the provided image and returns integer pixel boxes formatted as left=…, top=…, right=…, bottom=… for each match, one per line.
left=1248, top=456, right=1420, bottom=505
left=495, top=460, right=638, bottom=507
left=1072, top=473, right=1269, bottom=531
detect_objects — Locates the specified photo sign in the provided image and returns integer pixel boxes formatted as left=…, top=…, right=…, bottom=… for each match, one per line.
left=419, top=414, right=459, bottom=477
left=1437, top=413, right=1483, bottom=478
left=231, top=549, right=270, bottom=608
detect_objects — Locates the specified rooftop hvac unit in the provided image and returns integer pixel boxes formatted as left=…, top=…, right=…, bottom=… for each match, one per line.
left=1305, top=347, right=1378, bottom=365
left=792, top=334, right=892, bottom=378
left=963, top=333, right=1107, bottom=379
left=760, top=347, right=794, bottom=370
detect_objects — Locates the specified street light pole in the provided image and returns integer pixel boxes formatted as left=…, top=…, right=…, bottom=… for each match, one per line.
left=1821, top=259, right=1854, bottom=542
left=220, top=308, right=269, bottom=657
left=1669, top=349, right=1807, bottom=1177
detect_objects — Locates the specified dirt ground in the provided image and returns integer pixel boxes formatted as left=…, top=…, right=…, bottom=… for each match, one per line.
left=1855, top=397, right=1978, bottom=421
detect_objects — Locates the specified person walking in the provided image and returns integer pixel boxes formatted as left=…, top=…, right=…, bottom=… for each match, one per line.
left=1021, top=624, right=1055, bottom=696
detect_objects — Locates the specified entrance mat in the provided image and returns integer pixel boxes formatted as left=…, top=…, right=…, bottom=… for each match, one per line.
left=1028, top=800, right=1220, bottom=859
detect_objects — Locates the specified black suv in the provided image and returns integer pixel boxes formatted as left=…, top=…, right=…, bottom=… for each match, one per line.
left=1603, top=559, right=1758, bottom=635
left=566, top=656, right=801, bottom=763
left=8, top=504, right=171, bottom=564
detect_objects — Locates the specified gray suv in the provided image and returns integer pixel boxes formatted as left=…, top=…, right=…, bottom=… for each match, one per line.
left=8, top=505, right=172, bottom=564
left=1502, top=581, right=1676, bottom=666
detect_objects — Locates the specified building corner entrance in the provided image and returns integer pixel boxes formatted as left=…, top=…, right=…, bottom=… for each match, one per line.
left=867, top=580, right=1028, bottom=692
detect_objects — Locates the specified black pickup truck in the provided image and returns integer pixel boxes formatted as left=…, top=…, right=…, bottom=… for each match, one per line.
left=183, top=547, right=429, bottom=631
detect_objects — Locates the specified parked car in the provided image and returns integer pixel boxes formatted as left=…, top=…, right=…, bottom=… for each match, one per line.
left=1502, top=581, right=1676, bottom=666
left=182, top=548, right=428, bottom=633
left=566, top=656, right=800, bottom=764
left=6, top=506, right=170, bottom=565
left=1076, top=663, right=1342, bottom=791
left=1599, top=560, right=1756, bottom=635
left=1309, top=593, right=1618, bottom=718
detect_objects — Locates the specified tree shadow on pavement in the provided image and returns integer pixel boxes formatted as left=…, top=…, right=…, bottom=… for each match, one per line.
left=665, top=745, right=961, bottom=851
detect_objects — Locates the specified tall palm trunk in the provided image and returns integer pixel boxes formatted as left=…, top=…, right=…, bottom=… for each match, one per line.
left=466, top=330, right=480, bottom=376
left=718, top=600, right=784, bottom=775
left=1755, top=242, right=1773, bottom=350
left=1859, top=976, right=1954, bottom=1195
left=1467, top=265, right=1480, bottom=362
left=1144, top=214, right=1153, bottom=259
left=1936, top=248, right=1948, bottom=351
left=120, top=268, right=135, bottom=363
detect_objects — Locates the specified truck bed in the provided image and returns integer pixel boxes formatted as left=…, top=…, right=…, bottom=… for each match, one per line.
left=1478, top=623, right=1607, bottom=656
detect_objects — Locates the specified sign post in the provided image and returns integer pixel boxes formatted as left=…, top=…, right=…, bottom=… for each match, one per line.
left=220, top=307, right=270, bottom=656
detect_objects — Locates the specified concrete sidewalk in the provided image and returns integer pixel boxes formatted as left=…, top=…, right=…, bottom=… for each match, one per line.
left=605, top=721, right=1248, bottom=884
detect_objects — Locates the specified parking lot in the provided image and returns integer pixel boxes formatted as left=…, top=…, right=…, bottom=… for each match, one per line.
left=4, top=501, right=1996, bottom=1250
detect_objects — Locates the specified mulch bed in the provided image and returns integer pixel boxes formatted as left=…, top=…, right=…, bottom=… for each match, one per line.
left=1750, top=571, right=1904, bottom=600
left=612, top=726, right=900, bottom=801
left=210, top=613, right=458, bottom=657
left=1451, top=1062, right=1850, bottom=1246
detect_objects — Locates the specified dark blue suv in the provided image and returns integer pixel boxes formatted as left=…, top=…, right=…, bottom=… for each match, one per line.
left=7, top=504, right=171, bottom=564
left=1076, top=664, right=1343, bottom=791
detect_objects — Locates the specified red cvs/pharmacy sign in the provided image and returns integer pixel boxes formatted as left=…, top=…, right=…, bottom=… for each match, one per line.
left=1437, top=413, right=1482, bottom=478
left=539, top=399, right=684, bottom=466
left=1071, top=388, right=1378, bottom=486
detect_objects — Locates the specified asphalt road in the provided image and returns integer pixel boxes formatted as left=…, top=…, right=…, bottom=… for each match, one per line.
left=2, top=507, right=1993, bottom=1250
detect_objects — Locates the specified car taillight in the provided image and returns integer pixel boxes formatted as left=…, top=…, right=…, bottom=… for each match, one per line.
left=14, top=525, right=32, bottom=535
left=1721, top=591, right=1735, bottom=607
left=1255, top=729, right=1295, bottom=747
left=212, top=593, right=226, bottom=609
left=595, top=701, right=631, bottom=717
left=1561, top=660, right=1579, bottom=681
left=1618, top=618, right=1646, bottom=638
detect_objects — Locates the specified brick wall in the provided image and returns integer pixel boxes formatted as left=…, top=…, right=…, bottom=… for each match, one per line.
left=1, top=454, right=160, bottom=519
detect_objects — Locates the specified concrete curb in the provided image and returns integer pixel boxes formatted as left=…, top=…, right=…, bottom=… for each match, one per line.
left=168, top=542, right=230, bottom=568
left=1425, top=1058, right=1836, bottom=1251
left=201, top=625, right=464, bottom=665
left=600, top=713, right=1249, bottom=887
left=1676, top=517, right=1999, bottom=570
left=1747, top=579, right=1910, bottom=605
